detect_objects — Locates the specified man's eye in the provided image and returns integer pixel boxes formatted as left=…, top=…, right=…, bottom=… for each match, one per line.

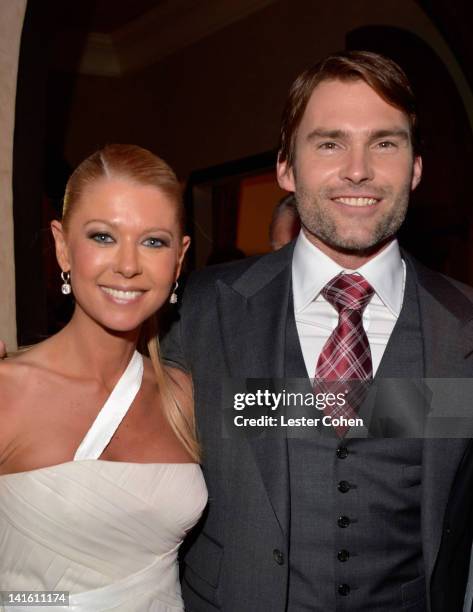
left=90, top=233, right=114, bottom=244
left=142, top=237, right=166, bottom=248
left=319, top=142, right=338, bottom=150
left=377, top=141, right=397, bottom=149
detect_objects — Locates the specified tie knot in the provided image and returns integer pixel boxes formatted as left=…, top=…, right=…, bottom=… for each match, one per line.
left=322, top=273, right=374, bottom=313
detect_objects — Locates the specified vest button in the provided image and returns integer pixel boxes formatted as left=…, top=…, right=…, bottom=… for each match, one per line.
left=336, top=446, right=349, bottom=459
left=338, top=480, right=351, bottom=493
left=337, top=549, right=350, bottom=562
left=338, top=583, right=350, bottom=596
left=337, top=515, right=350, bottom=528
left=273, top=549, right=284, bottom=565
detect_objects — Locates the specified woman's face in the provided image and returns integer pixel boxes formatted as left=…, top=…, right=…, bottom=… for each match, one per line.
left=52, top=177, right=190, bottom=333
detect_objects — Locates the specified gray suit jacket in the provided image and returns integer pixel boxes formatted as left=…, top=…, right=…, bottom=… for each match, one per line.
left=162, top=242, right=473, bottom=612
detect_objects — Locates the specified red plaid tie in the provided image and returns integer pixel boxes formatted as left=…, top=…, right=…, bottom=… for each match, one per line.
left=315, top=273, right=375, bottom=436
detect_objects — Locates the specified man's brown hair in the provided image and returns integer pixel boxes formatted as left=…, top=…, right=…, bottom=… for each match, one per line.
left=278, top=50, right=419, bottom=166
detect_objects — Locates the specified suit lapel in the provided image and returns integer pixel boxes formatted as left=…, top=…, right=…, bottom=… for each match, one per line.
left=216, top=273, right=289, bottom=379
left=216, top=246, right=294, bottom=535
left=404, top=255, right=473, bottom=584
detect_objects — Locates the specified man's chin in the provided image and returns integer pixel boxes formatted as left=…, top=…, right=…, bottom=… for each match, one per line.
left=327, top=239, right=393, bottom=259
left=307, top=227, right=396, bottom=258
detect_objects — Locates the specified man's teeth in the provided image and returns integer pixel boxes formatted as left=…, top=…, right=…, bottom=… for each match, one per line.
left=101, top=287, right=143, bottom=299
left=334, top=197, right=378, bottom=206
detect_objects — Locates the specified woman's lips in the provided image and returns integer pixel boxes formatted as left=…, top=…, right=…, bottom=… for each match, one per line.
left=99, top=286, right=145, bottom=303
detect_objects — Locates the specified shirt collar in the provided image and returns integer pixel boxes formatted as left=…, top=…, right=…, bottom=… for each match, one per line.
left=292, top=230, right=404, bottom=316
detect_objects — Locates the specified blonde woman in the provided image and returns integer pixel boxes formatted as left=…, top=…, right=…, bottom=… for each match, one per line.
left=0, top=145, right=207, bottom=611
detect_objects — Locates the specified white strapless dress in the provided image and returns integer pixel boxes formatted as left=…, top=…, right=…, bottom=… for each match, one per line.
left=0, top=352, right=207, bottom=611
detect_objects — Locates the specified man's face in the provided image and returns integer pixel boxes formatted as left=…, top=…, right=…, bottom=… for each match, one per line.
left=277, top=79, right=422, bottom=259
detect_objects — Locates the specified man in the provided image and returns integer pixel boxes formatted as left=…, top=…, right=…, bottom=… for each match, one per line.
left=163, top=51, right=473, bottom=611
left=269, top=194, right=300, bottom=250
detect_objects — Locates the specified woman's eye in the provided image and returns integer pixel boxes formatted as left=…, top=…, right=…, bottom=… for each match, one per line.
left=90, top=233, right=114, bottom=244
left=142, top=237, right=166, bottom=248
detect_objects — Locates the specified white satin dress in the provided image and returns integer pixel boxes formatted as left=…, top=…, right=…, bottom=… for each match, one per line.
left=0, top=352, right=207, bottom=611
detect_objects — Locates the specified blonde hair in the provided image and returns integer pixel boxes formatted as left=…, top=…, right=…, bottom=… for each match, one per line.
left=63, top=144, right=199, bottom=461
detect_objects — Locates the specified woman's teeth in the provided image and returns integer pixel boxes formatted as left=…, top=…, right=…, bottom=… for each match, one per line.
left=101, top=287, right=143, bottom=300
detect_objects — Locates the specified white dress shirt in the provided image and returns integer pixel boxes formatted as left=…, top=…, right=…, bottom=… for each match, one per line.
left=292, top=231, right=406, bottom=378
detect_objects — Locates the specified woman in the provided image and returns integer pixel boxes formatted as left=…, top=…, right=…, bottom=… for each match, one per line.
left=0, top=145, right=207, bottom=611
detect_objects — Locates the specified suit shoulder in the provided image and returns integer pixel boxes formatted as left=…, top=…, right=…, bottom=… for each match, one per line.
left=187, top=254, right=261, bottom=287
left=441, top=274, right=473, bottom=302
left=406, top=253, right=473, bottom=320
left=182, top=247, right=292, bottom=297
left=421, top=265, right=473, bottom=304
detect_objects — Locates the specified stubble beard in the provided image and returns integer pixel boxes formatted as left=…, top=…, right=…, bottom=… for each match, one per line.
left=294, top=182, right=411, bottom=257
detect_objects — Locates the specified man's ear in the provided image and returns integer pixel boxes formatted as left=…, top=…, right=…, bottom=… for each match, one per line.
left=276, top=156, right=296, bottom=192
left=411, top=155, right=422, bottom=191
left=51, top=220, right=71, bottom=272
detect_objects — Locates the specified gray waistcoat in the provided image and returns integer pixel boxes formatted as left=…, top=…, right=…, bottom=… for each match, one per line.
left=286, top=268, right=426, bottom=611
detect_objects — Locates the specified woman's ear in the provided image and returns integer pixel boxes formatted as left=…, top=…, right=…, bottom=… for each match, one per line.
left=175, top=235, right=191, bottom=279
left=51, top=220, right=71, bottom=272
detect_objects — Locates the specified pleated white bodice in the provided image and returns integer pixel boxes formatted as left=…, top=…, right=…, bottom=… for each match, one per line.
left=0, top=352, right=207, bottom=611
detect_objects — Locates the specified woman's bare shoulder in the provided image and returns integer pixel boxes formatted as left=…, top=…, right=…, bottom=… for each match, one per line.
left=142, top=358, right=193, bottom=415
left=2, top=339, right=53, bottom=366
left=0, top=355, right=33, bottom=391
left=0, top=356, right=38, bottom=406
left=165, top=364, right=194, bottom=420
left=0, top=342, right=57, bottom=402
left=0, top=343, right=64, bottom=471
left=0, top=359, right=17, bottom=395
left=142, top=356, right=193, bottom=395
left=164, top=364, right=193, bottom=394
left=0, top=355, right=41, bottom=452
left=141, top=357, right=194, bottom=421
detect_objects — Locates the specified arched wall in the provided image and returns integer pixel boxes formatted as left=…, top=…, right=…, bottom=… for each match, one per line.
left=0, top=0, right=27, bottom=350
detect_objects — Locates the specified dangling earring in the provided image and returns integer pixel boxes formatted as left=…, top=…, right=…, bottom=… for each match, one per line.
left=61, top=271, right=71, bottom=295
left=170, top=281, right=178, bottom=304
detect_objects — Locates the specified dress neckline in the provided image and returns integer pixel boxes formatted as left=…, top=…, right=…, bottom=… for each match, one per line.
left=1, top=352, right=199, bottom=478
left=0, top=459, right=199, bottom=479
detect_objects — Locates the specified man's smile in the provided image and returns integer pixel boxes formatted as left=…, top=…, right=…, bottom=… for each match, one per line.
left=332, top=196, right=379, bottom=207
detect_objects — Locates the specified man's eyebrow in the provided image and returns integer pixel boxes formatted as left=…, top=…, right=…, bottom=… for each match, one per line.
left=368, top=128, right=410, bottom=141
left=306, top=129, right=348, bottom=140
left=306, top=128, right=410, bottom=141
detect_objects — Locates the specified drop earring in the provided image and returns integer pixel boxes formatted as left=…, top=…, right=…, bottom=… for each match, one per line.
left=170, top=281, right=178, bottom=304
left=61, top=271, right=71, bottom=295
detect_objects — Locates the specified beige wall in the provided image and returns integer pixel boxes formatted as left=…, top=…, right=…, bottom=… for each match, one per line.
left=0, top=0, right=27, bottom=350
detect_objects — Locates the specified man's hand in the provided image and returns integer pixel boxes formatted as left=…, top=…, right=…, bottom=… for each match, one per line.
left=0, top=341, right=6, bottom=358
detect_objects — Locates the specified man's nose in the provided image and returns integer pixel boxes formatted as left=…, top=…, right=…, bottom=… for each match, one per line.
left=113, top=241, right=142, bottom=278
left=339, top=146, right=374, bottom=184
